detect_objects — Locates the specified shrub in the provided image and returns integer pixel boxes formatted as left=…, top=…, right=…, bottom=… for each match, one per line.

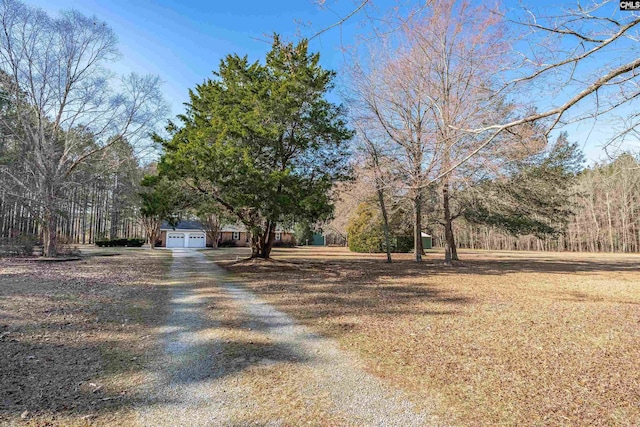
left=347, top=203, right=384, bottom=253
left=0, top=235, right=40, bottom=256
left=273, top=240, right=296, bottom=248
left=95, top=238, right=146, bottom=247
left=347, top=203, right=416, bottom=254
left=219, top=239, right=237, bottom=247
left=127, top=238, right=145, bottom=247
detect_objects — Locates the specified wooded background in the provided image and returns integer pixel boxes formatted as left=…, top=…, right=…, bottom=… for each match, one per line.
left=0, top=142, right=147, bottom=248
left=1, top=0, right=639, bottom=256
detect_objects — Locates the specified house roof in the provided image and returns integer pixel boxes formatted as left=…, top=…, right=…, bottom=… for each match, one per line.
left=221, top=224, right=290, bottom=233
left=160, top=220, right=290, bottom=233
left=160, top=220, right=203, bottom=230
left=222, top=224, right=246, bottom=232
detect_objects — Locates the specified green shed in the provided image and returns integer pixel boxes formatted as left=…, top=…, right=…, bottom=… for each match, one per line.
left=421, top=233, right=432, bottom=250
left=312, top=233, right=325, bottom=246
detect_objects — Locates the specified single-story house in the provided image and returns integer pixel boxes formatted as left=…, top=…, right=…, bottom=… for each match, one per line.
left=158, top=220, right=294, bottom=248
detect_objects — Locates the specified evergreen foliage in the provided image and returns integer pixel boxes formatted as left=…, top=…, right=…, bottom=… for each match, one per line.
left=293, top=221, right=314, bottom=245
left=158, top=37, right=353, bottom=258
left=347, top=201, right=415, bottom=253
left=463, top=132, right=584, bottom=237
left=347, top=202, right=384, bottom=253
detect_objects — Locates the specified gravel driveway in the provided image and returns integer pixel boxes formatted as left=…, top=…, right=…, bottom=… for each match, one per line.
left=137, top=249, right=438, bottom=426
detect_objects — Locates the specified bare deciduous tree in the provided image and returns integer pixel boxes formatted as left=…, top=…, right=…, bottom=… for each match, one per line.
left=446, top=1, right=640, bottom=163
left=0, top=0, right=167, bottom=256
left=324, top=0, right=640, bottom=155
left=347, top=0, right=517, bottom=264
left=323, top=171, right=375, bottom=246
left=351, top=129, right=395, bottom=262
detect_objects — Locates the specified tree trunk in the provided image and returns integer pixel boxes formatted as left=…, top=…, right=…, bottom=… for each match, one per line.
left=42, top=206, right=58, bottom=257
left=141, top=216, right=160, bottom=250
left=202, top=214, right=221, bottom=249
left=260, top=222, right=276, bottom=259
left=250, top=236, right=271, bottom=258
left=376, top=186, right=392, bottom=263
left=605, top=191, right=615, bottom=252
left=110, top=173, right=120, bottom=240
left=414, top=191, right=423, bottom=262
left=445, top=215, right=459, bottom=261
left=250, top=232, right=260, bottom=258
left=443, top=182, right=453, bottom=266
left=261, top=229, right=275, bottom=259
left=250, top=222, right=276, bottom=259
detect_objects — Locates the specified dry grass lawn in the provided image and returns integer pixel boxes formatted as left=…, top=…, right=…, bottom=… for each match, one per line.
left=209, top=246, right=640, bottom=426
left=0, top=248, right=172, bottom=426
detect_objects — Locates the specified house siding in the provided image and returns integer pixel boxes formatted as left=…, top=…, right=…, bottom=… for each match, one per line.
left=219, top=231, right=295, bottom=247
left=277, top=232, right=295, bottom=244
left=159, top=228, right=294, bottom=247
left=220, top=231, right=251, bottom=246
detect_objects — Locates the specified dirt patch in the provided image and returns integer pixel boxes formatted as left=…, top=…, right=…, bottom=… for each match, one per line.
left=0, top=248, right=171, bottom=426
left=209, top=246, right=640, bottom=426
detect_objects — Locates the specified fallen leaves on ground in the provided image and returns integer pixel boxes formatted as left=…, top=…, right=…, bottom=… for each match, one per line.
left=212, top=247, right=640, bottom=426
left=0, top=248, right=171, bottom=426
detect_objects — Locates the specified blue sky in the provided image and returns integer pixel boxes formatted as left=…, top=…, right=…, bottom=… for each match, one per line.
left=25, top=0, right=635, bottom=163
left=27, top=0, right=361, bottom=116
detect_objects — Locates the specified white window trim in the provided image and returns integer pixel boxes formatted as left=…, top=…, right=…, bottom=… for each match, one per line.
left=232, top=231, right=240, bottom=240
left=275, top=232, right=282, bottom=241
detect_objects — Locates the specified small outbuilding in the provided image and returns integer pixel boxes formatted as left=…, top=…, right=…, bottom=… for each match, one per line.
left=311, top=232, right=326, bottom=246
left=421, top=232, right=433, bottom=250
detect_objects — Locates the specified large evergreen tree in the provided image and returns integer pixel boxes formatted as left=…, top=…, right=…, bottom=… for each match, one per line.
left=158, top=37, right=353, bottom=258
left=463, top=132, right=584, bottom=237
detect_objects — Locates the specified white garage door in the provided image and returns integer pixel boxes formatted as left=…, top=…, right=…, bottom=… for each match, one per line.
left=187, top=233, right=206, bottom=248
left=166, top=233, right=185, bottom=248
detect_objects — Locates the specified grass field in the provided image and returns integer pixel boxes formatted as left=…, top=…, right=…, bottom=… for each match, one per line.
left=2, top=246, right=638, bottom=425
left=208, top=246, right=640, bottom=426
left=0, top=248, right=172, bottom=426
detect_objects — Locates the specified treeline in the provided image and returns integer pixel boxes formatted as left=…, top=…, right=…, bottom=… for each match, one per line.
left=0, top=1, right=165, bottom=256
left=0, top=141, right=146, bottom=248
left=430, top=154, right=640, bottom=253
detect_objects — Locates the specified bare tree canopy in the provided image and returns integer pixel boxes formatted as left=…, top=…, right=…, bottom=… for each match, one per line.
left=0, top=0, right=168, bottom=256
left=474, top=1, right=640, bottom=152
left=347, top=0, right=534, bottom=263
left=319, top=0, right=638, bottom=151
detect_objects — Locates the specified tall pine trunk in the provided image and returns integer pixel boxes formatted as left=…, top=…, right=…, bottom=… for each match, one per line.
left=109, top=173, right=120, bottom=240
left=40, top=178, right=60, bottom=257
left=377, top=186, right=392, bottom=263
